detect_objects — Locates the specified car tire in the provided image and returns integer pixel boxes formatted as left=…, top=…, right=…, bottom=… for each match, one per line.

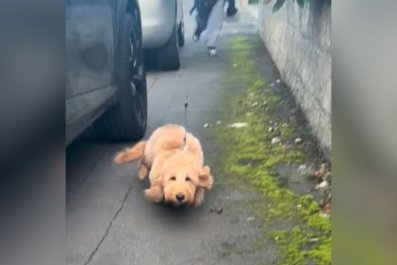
left=95, top=11, right=147, bottom=141
left=157, top=26, right=180, bottom=71
left=178, top=21, right=185, bottom=47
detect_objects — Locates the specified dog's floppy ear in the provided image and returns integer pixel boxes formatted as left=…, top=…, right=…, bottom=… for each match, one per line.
left=199, top=166, right=214, bottom=191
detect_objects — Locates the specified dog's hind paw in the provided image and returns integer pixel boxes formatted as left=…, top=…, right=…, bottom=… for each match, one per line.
left=137, top=165, right=149, bottom=180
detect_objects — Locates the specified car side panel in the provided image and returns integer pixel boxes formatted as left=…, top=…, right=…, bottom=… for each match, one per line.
left=65, top=0, right=117, bottom=143
left=138, top=0, right=177, bottom=48
left=66, top=86, right=117, bottom=144
left=66, top=1, right=116, bottom=98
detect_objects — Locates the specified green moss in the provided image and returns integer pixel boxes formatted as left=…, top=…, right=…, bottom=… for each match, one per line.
left=211, top=36, right=331, bottom=264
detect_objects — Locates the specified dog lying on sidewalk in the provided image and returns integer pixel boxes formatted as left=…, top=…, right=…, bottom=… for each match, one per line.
left=114, top=124, right=214, bottom=207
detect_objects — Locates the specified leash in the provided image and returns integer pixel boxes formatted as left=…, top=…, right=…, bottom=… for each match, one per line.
left=183, top=96, right=189, bottom=147
left=189, top=4, right=196, bottom=16
left=189, top=0, right=198, bottom=15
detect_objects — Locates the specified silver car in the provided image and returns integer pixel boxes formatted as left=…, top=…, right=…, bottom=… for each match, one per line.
left=138, top=0, right=185, bottom=70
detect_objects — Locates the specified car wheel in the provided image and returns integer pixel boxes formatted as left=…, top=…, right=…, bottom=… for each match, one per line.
left=178, top=21, right=185, bottom=47
left=157, top=26, right=180, bottom=71
left=95, top=12, right=147, bottom=141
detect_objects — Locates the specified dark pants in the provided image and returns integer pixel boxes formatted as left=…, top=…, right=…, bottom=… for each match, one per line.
left=227, top=0, right=236, bottom=8
left=194, top=0, right=236, bottom=37
left=226, top=0, right=237, bottom=16
left=194, top=14, right=208, bottom=37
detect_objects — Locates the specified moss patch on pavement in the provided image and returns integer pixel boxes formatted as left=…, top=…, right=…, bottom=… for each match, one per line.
left=211, top=36, right=331, bottom=265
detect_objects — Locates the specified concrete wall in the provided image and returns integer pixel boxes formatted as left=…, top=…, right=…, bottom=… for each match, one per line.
left=257, top=0, right=331, bottom=155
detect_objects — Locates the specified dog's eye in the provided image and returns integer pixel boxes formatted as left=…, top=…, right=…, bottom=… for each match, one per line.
left=185, top=177, right=191, bottom=182
left=170, top=176, right=176, bottom=181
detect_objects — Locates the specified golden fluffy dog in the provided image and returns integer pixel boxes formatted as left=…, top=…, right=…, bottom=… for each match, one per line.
left=114, top=124, right=213, bottom=206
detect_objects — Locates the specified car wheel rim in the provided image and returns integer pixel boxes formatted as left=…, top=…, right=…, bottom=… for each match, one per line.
left=129, top=30, right=138, bottom=74
left=129, top=26, right=146, bottom=127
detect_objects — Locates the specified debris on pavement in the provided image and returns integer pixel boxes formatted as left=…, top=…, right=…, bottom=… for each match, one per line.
left=294, top=138, right=302, bottom=144
left=315, top=180, right=328, bottom=190
left=319, top=211, right=330, bottom=219
left=297, top=164, right=307, bottom=174
left=302, top=163, right=332, bottom=216
left=271, top=137, right=281, bottom=144
left=283, top=144, right=293, bottom=150
left=246, top=216, right=255, bottom=222
left=227, top=122, right=248, bottom=128
left=313, top=170, right=322, bottom=178
left=210, top=206, right=223, bottom=214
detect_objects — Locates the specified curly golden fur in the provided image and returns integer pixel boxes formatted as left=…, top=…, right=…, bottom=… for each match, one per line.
left=114, top=124, right=213, bottom=206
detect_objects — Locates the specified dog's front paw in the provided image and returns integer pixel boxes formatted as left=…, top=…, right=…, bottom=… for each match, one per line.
left=194, top=188, right=205, bottom=206
left=144, top=186, right=164, bottom=203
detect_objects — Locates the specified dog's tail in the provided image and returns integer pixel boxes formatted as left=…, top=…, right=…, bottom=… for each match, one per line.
left=114, top=141, right=147, bottom=164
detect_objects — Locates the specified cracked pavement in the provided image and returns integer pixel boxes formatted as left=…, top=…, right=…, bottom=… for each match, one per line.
left=66, top=3, right=276, bottom=265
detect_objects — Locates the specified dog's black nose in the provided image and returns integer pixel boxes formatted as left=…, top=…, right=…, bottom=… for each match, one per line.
left=176, top=193, right=185, bottom=202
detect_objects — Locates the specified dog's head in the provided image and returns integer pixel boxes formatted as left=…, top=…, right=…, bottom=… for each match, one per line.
left=161, top=153, right=213, bottom=207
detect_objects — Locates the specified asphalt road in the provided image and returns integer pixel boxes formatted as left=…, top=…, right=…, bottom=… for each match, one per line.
left=66, top=3, right=275, bottom=265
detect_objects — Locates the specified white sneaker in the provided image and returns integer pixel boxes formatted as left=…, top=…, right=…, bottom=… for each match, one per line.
left=208, top=47, right=217, bottom=56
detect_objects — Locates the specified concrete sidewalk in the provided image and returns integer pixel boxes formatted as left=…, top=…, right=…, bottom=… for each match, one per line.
left=239, top=0, right=259, bottom=20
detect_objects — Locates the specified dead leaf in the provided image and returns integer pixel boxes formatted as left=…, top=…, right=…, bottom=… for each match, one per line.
left=313, top=170, right=322, bottom=178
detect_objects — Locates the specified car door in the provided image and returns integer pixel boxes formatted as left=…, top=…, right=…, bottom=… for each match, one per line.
left=65, top=0, right=117, bottom=144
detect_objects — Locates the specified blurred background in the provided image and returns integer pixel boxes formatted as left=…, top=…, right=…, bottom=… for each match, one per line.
left=333, top=0, right=397, bottom=264
left=0, top=1, right=64, bottom=265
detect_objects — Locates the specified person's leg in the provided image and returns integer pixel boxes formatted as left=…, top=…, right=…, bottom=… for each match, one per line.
left=193, top=14, right=208, bottom=41
left=193, top=15, right=202, bottom=41
left=205, top=0, right=224, bottom=55
left=226, top=0, right=238, bottom=17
